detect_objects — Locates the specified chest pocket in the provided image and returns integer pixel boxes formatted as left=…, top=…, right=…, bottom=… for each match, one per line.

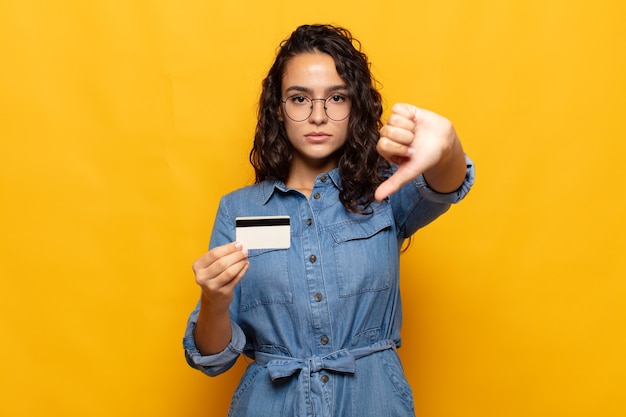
left=329, top=212, right=394, bottom=298
left=239, top=248, right=293, bottom=311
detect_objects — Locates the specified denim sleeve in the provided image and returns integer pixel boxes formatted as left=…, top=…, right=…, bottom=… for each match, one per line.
left=414, top=154, right=475, bottom=205
left=182, top=306, right=246, bottom=377
left=392, top=154, right=475, bottom=238
left=182, top=196, right=246, bottom=376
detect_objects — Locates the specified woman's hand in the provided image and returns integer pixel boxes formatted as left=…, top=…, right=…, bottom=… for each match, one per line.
left=192, top=242, right=249, bottom=312
left=375, top=103, right=467, bottom=201
left=192, top=242, right=249, bottom=355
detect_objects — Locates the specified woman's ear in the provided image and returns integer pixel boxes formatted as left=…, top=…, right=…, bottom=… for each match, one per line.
left=277, top=106, right=284, bottom=122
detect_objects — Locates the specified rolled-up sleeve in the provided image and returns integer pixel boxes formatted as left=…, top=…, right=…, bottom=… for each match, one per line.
left=183, top=307, right=246, bottom=377
left=392, top=155, right=475, bottom=238
left=414, top=154, right=475, bottom=204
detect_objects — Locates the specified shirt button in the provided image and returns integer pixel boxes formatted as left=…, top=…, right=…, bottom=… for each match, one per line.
left=320, top=175, right=328, bottom=183
left=314, top=293, right=323, bottom=302
left=306, top=218, right=312, bottom=226
left=320, top=374, right=329, bottom=383
left=309, top=254, right=317, bottom=263
left=313, top=192, right=321, bottom=199
left=320, top=335, right=329, bottom=345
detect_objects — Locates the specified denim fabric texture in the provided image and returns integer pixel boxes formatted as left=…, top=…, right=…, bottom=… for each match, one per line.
left=184, top=156, right=475, bottom=417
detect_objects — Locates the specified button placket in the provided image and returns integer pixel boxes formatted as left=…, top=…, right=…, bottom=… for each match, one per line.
left=303, top=180, right=333, bottom=356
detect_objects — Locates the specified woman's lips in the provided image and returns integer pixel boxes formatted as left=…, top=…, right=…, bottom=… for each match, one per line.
left=305, top=132, right=331, bottom=141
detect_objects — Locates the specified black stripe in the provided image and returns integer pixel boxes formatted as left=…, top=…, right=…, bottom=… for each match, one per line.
left=236, top=218, right=290, bottom=227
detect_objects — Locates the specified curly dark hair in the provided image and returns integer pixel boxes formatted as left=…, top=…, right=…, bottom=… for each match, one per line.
left=250, top=24, right=391, bottom=214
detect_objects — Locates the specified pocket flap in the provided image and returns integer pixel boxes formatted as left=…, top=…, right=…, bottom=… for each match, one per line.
left=329, top=213, right=392, bottom=243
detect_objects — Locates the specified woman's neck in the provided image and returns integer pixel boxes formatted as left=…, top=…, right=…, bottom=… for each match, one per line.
left=285, top=158, right=336, bottom=198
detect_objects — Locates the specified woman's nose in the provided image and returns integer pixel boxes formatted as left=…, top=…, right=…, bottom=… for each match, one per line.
left=308, top=99, right=328, bottom=123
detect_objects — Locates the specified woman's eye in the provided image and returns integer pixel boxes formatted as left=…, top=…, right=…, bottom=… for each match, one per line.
left=329, top=94, right=346, bottom=103
left=291, top=95, right=308, bottom=104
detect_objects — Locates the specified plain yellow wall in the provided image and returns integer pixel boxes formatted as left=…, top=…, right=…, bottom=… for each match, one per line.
left=1, top=1, right=624, bottom=416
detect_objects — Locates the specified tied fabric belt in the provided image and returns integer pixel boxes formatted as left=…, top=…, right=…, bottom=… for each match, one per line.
left=253, top=339, right=398, bottom=416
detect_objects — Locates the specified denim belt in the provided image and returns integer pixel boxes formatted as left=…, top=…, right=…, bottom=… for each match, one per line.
left=254, top=339, right=398, bottom=416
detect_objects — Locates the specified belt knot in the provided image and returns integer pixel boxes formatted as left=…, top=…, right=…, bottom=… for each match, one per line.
left=254, top=339, right=397, bottom=381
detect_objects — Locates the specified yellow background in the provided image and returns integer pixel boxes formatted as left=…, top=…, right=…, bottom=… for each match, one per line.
left=1, top=1, right=624, bottom=416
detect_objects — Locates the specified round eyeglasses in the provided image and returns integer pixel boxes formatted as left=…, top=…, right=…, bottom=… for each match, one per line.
left=281, top=94, right=351, bottom=122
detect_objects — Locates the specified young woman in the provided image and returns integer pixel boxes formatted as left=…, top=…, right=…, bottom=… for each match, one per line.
left=184, top=24, right=475, bottom=417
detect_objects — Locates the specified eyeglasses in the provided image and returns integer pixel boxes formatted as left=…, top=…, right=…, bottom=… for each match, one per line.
left=281, top=94, right=351, bottom=122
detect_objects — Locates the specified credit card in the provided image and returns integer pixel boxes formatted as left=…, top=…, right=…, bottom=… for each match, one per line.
left=235, top=216, right=291, bottom=250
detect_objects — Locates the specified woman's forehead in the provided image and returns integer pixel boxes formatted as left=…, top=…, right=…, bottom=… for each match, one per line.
left=282, top=53, right=346, bottom=93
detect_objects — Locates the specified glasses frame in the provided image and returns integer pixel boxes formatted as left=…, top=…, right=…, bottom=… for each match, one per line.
left=280, top=94, right=351, bottom=122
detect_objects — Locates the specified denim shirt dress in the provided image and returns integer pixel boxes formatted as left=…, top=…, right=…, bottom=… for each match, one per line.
left=184, top=156, right=475, bottom=417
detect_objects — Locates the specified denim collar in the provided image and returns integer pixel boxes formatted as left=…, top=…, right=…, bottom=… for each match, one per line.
left=259, top=168, right=342, bottom=205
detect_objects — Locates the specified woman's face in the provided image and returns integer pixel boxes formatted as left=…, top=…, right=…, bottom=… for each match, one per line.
left=280, top=52, right=350, bottom=172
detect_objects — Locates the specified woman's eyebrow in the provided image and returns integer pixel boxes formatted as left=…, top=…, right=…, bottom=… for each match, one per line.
left=324, top=84, right=348, bottom=94
left=284, top=84, right=348, bottom=96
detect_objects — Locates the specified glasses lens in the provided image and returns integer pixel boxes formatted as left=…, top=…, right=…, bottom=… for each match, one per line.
left=284, top=96, right=312, bottom=122
left=324, top=94, right=350, bottom=121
